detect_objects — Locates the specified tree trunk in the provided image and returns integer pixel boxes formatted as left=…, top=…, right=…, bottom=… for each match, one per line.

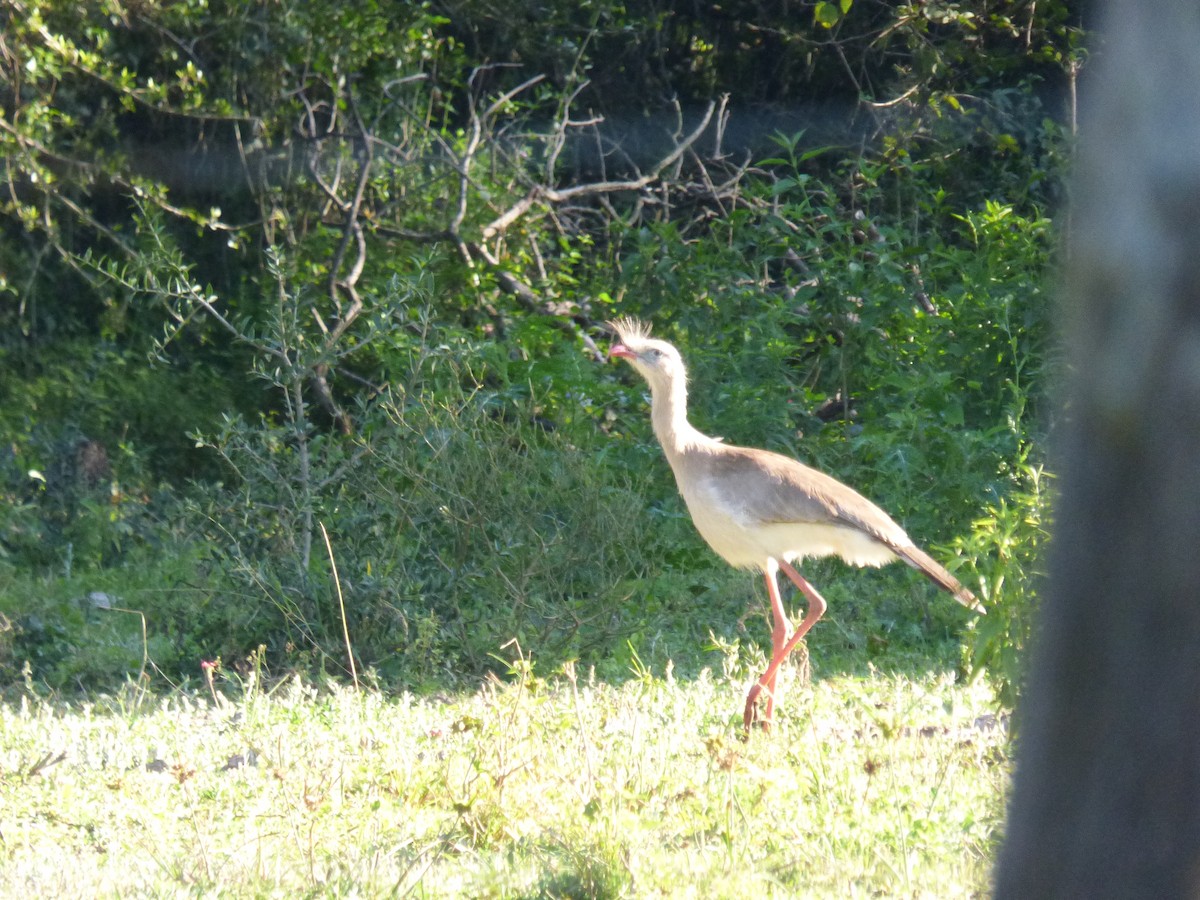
left=994, top=3, right=1200, bottom=897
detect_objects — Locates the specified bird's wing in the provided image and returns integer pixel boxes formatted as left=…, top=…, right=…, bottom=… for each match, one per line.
left=700, top=445, right=910, bottom=545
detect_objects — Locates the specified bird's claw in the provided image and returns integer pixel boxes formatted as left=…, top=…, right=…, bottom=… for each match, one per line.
left=742, top=683, right=771, bottom=738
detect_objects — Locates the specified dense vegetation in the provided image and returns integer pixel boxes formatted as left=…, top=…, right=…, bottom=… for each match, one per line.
left=0, top=0, right=1078, bottom=709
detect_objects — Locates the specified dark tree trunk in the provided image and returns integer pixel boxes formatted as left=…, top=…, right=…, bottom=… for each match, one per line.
left=995, top=3, right=1200, bottom=897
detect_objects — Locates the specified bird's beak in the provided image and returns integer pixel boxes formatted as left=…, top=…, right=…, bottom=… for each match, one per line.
left=610, top=343, right=635, bottom=361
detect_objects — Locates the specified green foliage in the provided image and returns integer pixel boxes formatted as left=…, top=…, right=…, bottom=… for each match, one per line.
left=0, top=0, right=1067, bottom=716
left=0, top=540, right=215, bottom=691
left=956, top=457, right=1053, bottom=714
left=182, top=344, right=722, bottom=687
left=612, top=141, right=1053, bottom=484
left=815, top=0, right=854, bottom=30
left=437, top=0, right=1081, bottom=128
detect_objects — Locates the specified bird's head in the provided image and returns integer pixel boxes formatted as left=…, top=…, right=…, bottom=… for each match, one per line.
left=607, top=317, right=688, bottom=391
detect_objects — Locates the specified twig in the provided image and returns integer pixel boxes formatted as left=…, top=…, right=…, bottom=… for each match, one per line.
left=109, top=606, right=150, bottom=686
left=25, top=751, right=66, bottom=777
left=479, top=100, right=718, bottom=241
left=320, top=522, right=359, bottom=690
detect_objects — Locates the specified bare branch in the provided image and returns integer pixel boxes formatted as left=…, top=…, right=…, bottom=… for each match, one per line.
left=545, top=79, right=597, bottom=182
left=482, top=74, right=547, bottom=120
left=477, top=100, right=718, bottom=242
left=480, top=193, right=540, bottom=241
left=326, top=94, right=373, bottom=309
left=309, top=89, right=375, bottom=435
left=541, top=100, right=717, bottom=202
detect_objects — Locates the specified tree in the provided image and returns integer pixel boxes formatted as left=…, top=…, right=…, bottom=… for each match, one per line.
left=994, top=2, right=1200, bottom=896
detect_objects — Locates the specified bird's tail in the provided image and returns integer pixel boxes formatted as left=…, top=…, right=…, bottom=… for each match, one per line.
left=895, top=544, right=986, bottom=614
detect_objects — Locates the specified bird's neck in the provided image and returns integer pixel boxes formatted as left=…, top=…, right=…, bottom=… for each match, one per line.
left=650, top=377, right=711, bottom=458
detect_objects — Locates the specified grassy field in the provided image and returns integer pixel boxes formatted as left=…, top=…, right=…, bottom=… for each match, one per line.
left=1, top=651, right=1007, bottom=898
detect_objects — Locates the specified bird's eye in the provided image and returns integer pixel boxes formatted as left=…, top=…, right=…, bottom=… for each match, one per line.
left=647, top=348, right=663, bottom=359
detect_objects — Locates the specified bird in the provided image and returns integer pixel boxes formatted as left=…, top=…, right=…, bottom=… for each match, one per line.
left=607, top=316, right=984, bottom=733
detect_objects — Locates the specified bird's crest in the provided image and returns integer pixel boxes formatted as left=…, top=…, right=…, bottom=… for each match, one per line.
left=608, top=316, right=651, bottom=343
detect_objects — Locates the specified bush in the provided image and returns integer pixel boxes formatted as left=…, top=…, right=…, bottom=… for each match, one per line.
left=170, top=332, right=730, bottom=688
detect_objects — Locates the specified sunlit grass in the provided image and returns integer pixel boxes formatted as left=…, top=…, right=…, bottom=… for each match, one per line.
left=0, top=660, right=1006, bottom=897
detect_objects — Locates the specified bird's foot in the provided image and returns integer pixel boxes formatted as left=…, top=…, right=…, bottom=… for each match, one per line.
left=742, top=684, right=772, bottom=738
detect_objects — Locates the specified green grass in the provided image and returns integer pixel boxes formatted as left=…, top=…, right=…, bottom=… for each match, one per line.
left=1, top=658, right=1006, bottom=897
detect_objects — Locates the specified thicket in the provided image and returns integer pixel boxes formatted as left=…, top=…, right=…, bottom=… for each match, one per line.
left=0, top=0, right=1079, bottom=709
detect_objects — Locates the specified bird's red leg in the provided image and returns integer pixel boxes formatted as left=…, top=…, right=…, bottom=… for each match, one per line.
left=743, top=559, right=828, bottom=734
left=759, top=561, right=791, bottom=727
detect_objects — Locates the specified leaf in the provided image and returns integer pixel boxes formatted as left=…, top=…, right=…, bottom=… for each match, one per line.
left=814, top=0, right=852, bottom=28
left=799, top=144, right=841, bottom=163
left=814, top=2, right=841, bottom=28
